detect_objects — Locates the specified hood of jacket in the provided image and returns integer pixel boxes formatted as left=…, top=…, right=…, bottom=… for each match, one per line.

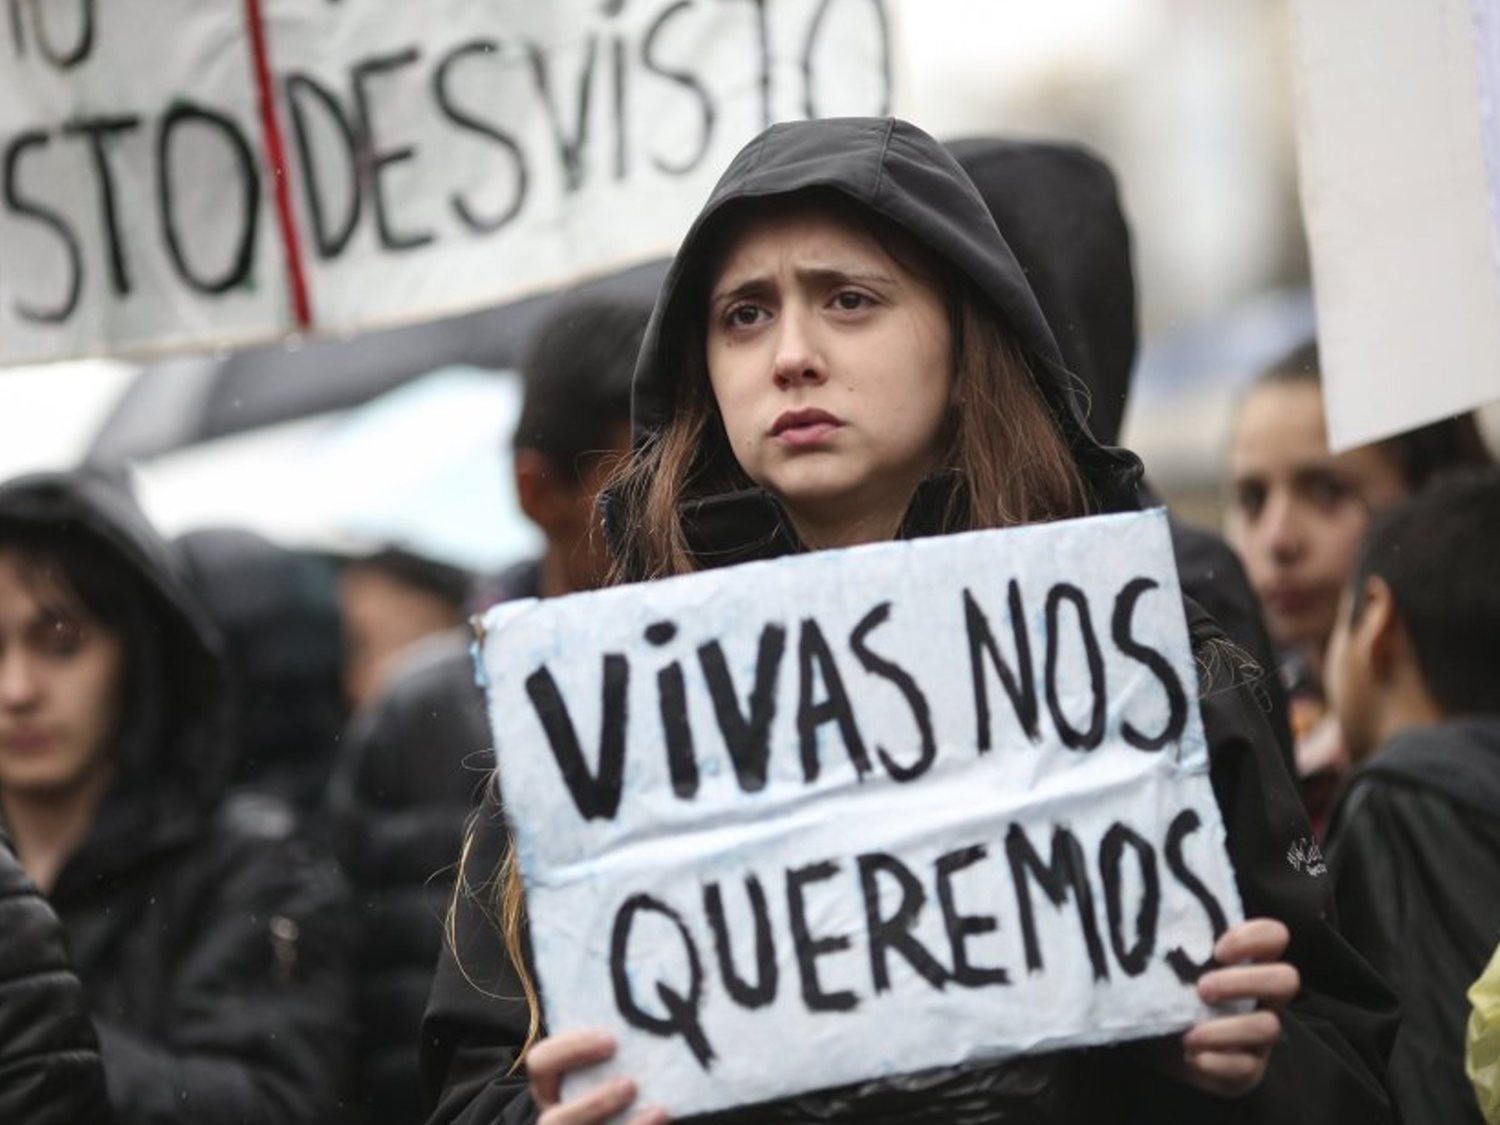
left=176, top=526, right=342, bottom=801
left=945, top=137, right=1136, bottom=448
left=0, top=471, right=229, bottom=849
left=626, top=117, right=1143, bottom=553
left=1350, top=716, right=1500, bottom=822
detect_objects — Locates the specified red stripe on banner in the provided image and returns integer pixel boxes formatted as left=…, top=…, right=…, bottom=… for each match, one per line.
left=243, top=0, right=312, bottom=330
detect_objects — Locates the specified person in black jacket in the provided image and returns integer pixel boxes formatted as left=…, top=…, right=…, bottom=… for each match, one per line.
left=1323, top=470, right=1500, bottom=1125
left=0, top=815, right=111, bottom=1125
left=176, top=527, right=345, bottom=828
left=0, top=469, right=354, bottom=1125
left=421, top=118, right=1397, bottom=1125
left=331, top=293, right=652, bottom=1125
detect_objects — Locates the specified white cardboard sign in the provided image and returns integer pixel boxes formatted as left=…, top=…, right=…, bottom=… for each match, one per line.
left=480, top=510, right=1243, bottom=1118
left=0, top=0, right=894, bottom=365
left=1291, top=0, right=1500, bottom=450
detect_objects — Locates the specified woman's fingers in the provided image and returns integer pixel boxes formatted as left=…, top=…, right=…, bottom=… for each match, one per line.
left=527, top=1030, right=617, bottom=1108
left=1197, top=962, right=1300, bottom=1007
left=1182, top=1010, right=1282, bottom=1055
left=626, top=1106, right=670, bottom=1125
left=537, top=1076, right=639, bottom=1125
left=1213, top=918, right=1290, bottom=964
left=1179, top=1048, right=1268, bottom=1098
left=1197, top=917, right=1299, bottom=1009
left=1172, top=917, right=1296, bottom=1098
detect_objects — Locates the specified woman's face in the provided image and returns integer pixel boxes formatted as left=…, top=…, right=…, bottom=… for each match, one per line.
left=705, top=205, right=952, bottom=548
left=1225, top=381, right=1408, bottom=659
left=0, top=550, right=124, bottom=800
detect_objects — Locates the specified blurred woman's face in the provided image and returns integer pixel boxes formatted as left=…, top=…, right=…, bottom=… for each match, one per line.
left=0, top=551, right=124, bottom=801
left=1225, top=381, right=1408, bottom=659
left=705, top=205, right=952, bottom=549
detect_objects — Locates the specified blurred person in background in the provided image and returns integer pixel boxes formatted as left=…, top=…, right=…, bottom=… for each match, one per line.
left=330, top=292, right=650, bottom=1125
left=0, top=470, right=354, bottom=1125
left=1225, top=341, right=1493, bottom=830
left=340, top=547, right=471, bottom=710
left=1322, top=470, right=1500, bottom=1125
left=178, top=527, right=345, bottom=830
left=472, top=296, right=645, bottom=607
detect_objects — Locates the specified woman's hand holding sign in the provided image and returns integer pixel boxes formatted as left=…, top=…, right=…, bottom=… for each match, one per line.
left=528, top=1030, right=667, bottom=1125
left=1171, top=918, right=1300, bottom=1097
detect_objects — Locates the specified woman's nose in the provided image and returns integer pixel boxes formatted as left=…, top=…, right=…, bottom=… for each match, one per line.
left=0, top=651, right=40, bottom=710
left=771, top=308, right=826, bottom=388
left=1262, top=493, right=1306, bottom=563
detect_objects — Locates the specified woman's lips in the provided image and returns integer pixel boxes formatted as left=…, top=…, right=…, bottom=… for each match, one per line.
left=770, top=408, right=842, bottom=447
left=1265, top=586, right=1323, bottom=616
left=0, top=729, right=53, bottom=753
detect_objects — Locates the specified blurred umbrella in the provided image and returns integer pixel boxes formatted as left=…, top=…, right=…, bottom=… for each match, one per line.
left=130, top=367, right=543, bottom=573
left=88, top=259, right=669, bottom=466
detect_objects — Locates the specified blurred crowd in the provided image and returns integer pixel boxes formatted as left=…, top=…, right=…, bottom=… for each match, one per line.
left=2, top=128, right=1499, bottom=1125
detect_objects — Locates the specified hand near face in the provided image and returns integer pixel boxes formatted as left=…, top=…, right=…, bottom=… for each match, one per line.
left=528, top=1029, right=668, bottom=1125
left=1155, top=918, right=1299, bottom=1098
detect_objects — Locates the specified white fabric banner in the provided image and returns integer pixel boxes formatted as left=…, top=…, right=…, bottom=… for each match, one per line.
left=480, top=509, right=1244, bottom=1119
left=1291, top=0, right=1500, bottom=450
left=0, top=0, right=894, bottom=365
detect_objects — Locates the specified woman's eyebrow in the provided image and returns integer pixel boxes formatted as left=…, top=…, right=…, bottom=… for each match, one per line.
left=796, top=265, right=895, bottom=288
left=713, top=265, right=895, bottom=303
left=709, top=277, right=776, bottom=315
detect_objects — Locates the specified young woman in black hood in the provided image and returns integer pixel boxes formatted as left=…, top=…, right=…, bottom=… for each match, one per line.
left=423, top=118, right=1397, bottom=1125
left=0, top=470, right=354, bottom=1125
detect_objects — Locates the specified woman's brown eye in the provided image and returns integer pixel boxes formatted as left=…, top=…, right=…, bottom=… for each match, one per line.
left=37, top=618, right=85, bottom=656
left=835, top=291, right=866, bottom=310
left=730, top=305, right=761, bottom=326
left=1235, top=482, right=1266, bottom=520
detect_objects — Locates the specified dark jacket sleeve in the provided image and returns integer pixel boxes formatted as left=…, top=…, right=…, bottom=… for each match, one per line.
left=1120, top=609, right=1398, bottom=1123
left=0, top=831, right=112, bottom=1125
left=1167, top=518, right=1293, bottom=772
left=1326, top=778, right=1500, bottom=1125
left=421, top=785, right=540, bottom=1125
left=94, top=804, right=355, bottom=1125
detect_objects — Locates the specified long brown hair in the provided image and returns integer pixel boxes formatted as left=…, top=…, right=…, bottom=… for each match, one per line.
left=471, top=197, right=1093, bottom=1063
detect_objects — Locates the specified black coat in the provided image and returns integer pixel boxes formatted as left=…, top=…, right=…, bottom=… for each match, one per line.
left=176, top=527, right=345, bottom=826
left=332, top=630, right=497, bottom=1125
left=421, top=118, right=1394, bottom=1124
left=330, top=561, right=543, bottom=1124
left=0, top=471, right=355, bottom=1125
left=1326, top=716, right=1500, bottom=1125
left=0, top=824, right=112, bottom=1125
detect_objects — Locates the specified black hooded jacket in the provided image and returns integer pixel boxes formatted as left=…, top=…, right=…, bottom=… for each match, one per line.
left=0, top=471, right=354, bottom=1125
left=421, top=118, right=1395, bottom=1125
left=1326, top=716, right=1500, bottom=1125
left=0, top=821, right=112, bottom=1125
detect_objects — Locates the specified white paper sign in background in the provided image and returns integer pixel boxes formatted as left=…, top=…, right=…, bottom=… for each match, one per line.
left=0, top=0, right=894, bottom=364
left=481, top=510, right=1244, bottom=1119
left=1291, top=0, right=1500, bottom=450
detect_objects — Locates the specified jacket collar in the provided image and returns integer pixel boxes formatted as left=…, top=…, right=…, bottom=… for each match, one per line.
left=681, top=471, right=967, bottom=572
